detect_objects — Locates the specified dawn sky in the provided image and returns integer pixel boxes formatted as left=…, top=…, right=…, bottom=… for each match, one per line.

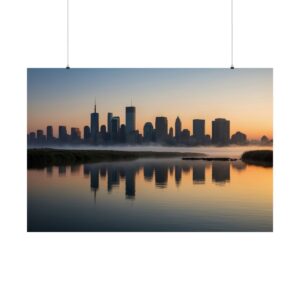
left=27, top=68, right=272, bottom=140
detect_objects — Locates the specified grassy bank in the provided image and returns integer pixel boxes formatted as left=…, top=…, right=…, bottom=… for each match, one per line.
left=241, top=150, right=273, bottom=167
left=28, top=148, right=204, bottom=169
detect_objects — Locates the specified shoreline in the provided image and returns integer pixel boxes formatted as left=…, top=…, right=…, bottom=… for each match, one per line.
left=27, top=148, right=273, bottom=169
left=27, top=148, right=206, bottom=169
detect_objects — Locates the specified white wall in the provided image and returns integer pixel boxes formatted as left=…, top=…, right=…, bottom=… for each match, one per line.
left=0, top=1, right=299, bottom=299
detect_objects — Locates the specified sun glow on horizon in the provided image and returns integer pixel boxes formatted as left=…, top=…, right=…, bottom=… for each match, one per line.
left=27, top=68, right=272, bottom=141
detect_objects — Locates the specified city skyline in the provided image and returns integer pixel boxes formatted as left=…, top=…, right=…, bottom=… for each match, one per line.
left=28, top=102, right=272, bottom=146
left=27, top=68, right=273, bottom=140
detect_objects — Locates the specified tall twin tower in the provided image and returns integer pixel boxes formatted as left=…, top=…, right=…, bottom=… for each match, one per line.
left=90, top=102, right=136, bottom=143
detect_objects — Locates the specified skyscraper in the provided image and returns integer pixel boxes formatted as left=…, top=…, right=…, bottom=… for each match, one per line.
left=155, top=116, right=168, bottom=141
left=59, top=126, right=68, bottom=143
left=126, top=106, right=136, bottom=134
left=36, top=129, right=45, bottom=144
left=71, top=127, right=81, bottom=142
left=107, top=112, right=113, bottom=136
left=84, top=126, right=91, bottom=141
left=119, top=124, right=126, bottom=143
left=193, top=119, right=205, bottom=142
left=90, top=102, right=99, bottom=143
left=181, top=129, right=190, bottom=143
left=29, top=132, right=36, bottom=144
left=46, top=125, right=53, bottom=142
left=143, top=122, right=153, bottom=142
left=111, top=116, right=120, bottom=141
left=212, top=118, right=230, bottom=145
left=175, top=116, right=182, bottom=140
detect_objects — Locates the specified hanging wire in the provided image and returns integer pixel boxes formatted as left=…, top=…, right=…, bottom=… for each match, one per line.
left=230, top=0, right=234, bottom=69
left=66, top=0, right=70, bottom=69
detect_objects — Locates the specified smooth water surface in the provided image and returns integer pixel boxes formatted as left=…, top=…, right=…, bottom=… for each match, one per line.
left=28, top=158, right=272, bottom=232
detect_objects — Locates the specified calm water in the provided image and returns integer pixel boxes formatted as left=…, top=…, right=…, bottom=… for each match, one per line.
left=28, top=157, right=273, bottom=232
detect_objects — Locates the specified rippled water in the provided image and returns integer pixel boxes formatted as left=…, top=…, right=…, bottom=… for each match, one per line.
left=27, top=158, right=273, bottom=232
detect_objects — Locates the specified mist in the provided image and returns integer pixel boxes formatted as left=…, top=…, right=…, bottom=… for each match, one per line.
left=27, top=144, right=273, bottom=159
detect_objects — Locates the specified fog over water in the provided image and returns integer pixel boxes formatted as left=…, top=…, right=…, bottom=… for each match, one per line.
left=28, top=145, right=273, bottom=159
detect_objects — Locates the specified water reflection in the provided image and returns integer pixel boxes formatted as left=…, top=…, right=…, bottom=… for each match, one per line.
left=58, top=165, right=66, bottom=176
left=212, top=161, right=230, bottom=184
left=193, top=164, right=205, bottom=184
left=81, top=160, right=246, bottom=200
left=28, top=158, right=273, bottom=232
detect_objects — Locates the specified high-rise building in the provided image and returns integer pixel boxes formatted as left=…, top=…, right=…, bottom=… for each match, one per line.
left=169, top=127, right=174, bottom=138
left=37, top=129, right=45, bottom=144
left=71, top=127, right=81, bottom=142
left=46, top=125, right=53, bottom=142
left=119, top=124, right=126, bottom=143
left=107, top=112, right=113, bottom=136
left=84, top=126, right=91, bottom=141
left=212, top=118, right=230, bottom=145
left=90, top=103, right=99, bottom=143
left=29, top=132, right=36, bottom=144
left=193, top=119, right=205, bottom=142
left=155, top=116, right=168, bottom=141
left=111, top=116, right=120, bottom=141
left=175, top=116, right=181, bottom=140
left=126, top=106, right=136, bottom=134
left=59, top=126, right=68, bottom=143
left=181, top=129, right=190, bottom=143
left=143, top=122, right=153, bottom=142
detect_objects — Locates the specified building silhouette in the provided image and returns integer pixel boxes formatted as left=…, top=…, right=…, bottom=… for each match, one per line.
left=111, top=116, right=120, bottom=141
left=46, top=126, right=53, bottom=142
left=90, top=103, right=99, bottom=144
left=107, top=112, right=113, bottom=137
left=29, top=132, right=36, bottom=144
left=119, top=124, right=126, bottom=143
left=175, top=116, right=182, bottom=140
left=181, top=129, right=190, bottom=144
left=71, top=127, right=81, bottom=143
left=28, top=102, right=256, bottom=147
left=143, top=122, right=154, bottom=142
left=155, top=116, right=168, bottom=142
left=193, top=119, right=205, bottom=142
left=231, top=131, right=247, bottom=145
left=212, top=118, right=230, bottom=145
left=261, top=135, right=271, bottom=145
left=125, top=106, right=136, bottom=134
left=84, top=126, right=91, bottom=141
left=37, top=129, right=46, bottom=144
left=59, top=126, right=68, bottom=143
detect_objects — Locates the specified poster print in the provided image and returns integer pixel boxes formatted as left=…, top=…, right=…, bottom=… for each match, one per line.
left=27, top=68, right=273, bottom=232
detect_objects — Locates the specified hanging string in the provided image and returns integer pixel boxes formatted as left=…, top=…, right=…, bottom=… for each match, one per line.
left=66, top=0, right=70, bottom=69
left=230, top=0, right=234, bottom=69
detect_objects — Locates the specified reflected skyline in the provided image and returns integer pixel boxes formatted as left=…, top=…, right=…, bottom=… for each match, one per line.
left=47, top=159, right=249, bottom=201
left=29, top=158, right=272, bottom=232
